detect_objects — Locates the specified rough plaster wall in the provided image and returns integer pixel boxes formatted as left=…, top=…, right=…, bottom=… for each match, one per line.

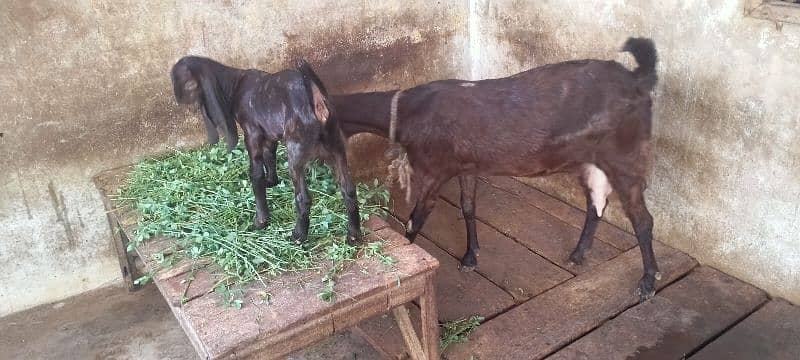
left=0, top=0, right=466, bottom=317
left=4, top=0, right=798, bottom=317
left=474, top=0, right=800, bottom=303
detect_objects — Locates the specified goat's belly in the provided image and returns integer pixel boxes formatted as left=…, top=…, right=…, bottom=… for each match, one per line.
left=469, top=148, right=578, bottom=177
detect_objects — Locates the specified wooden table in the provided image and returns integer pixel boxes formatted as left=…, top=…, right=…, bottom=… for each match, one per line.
left=94, top=167, right=440, bottom=360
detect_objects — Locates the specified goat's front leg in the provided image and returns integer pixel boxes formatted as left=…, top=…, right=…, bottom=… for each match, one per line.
left=263, top=140, right=279, bottom=187
left=328, top=143, right=362, bottom=245
left=458, top=175, right=479, bottom=272
left=245, top=133, right=270, bottom=229
left=405, top=176, right=445, bottom=242
left=287, top=142, right=312, bottom=244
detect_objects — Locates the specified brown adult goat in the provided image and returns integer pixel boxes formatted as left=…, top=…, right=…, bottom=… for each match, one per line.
left=170, top=57, right=361, bottom=245
left=332, top=38, right=660, bottom=300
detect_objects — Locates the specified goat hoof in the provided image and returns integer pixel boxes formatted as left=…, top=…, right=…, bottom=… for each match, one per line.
left=292, top=229, right=308, bottom=245
left=252, top=217, right=269, bottom=230
left=568, top=249, right=589, bottom=266
left=636, top=275, right=657, bottom=302
left=265, top=177, right=279, bottom=188
left=567, top=252, right=585, bottom=266
left=459, top=254, right=478, bottom=272
left=346, top=232, right=362, bottom=245
left=459, top=264, right=477, bottom=272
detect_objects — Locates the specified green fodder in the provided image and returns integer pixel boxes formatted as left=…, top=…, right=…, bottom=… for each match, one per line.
left=117, top=140, right=390, bottom=294
left=440, top=315, right=484, bottom=353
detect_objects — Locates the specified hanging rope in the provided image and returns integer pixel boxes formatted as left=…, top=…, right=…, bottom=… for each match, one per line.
left=385, top=90, right=414, bottom=203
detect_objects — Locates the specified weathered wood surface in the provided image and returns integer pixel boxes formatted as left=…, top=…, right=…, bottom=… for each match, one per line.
left=445, top=242, right=697, bottom=359
left=419, top=199, right=573, bottom=301
left=93, top=165, right=140, bottom=288
left=418, top=275, right=440, bottom=360
left=547, top=266, right=766, bottom=360
left=355, top=305, right=424, bottom=359
left=487, top=176, right=636, bottom=250
left=392, top=305, right=427, bottom=360
left=387, top=176, right=799, bottom=360
left=438, top=179, right=620, bottom=274
left=690, top=299, right=800, bottom=360
left=415, top=235, right=515, bottom=321
left=94, top=167, right=440, bottom=360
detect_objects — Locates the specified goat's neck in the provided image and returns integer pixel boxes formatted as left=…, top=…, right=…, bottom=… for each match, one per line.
left=332, top=91, right=397, bottom=138
left=215, top=65, right=245, bottom=110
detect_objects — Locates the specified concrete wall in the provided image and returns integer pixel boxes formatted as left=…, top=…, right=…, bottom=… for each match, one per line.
left=471, top=0, right=800, bottom=303
left=0, top=0, right=466, bottom=317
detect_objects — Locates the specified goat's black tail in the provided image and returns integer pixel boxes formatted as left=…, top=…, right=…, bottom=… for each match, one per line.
left=296, top=59, right=335, bottom=129
left=622, top=37, right=657, bottom=91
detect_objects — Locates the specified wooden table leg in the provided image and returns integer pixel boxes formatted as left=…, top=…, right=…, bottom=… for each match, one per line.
left=420, top=276, right=440, bottom=359
left=392, top=305, right=427, bottom=360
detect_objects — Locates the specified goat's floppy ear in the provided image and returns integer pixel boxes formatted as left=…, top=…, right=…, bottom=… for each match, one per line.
left=184, top=79, right=198, bottom=92
left=200, top=77, right=238, bottom=151
left=200, top=102, right=220, bottom=146
left=310, top=83, right=330, bottom=124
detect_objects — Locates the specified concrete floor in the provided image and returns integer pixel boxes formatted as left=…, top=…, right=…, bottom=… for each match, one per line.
left=0, top=284, right=382, bottom=360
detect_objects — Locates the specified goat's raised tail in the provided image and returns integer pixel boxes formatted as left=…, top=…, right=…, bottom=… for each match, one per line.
left=296, top=59, right=333, bottom=125
left=622, top=37, right=657, bottom=91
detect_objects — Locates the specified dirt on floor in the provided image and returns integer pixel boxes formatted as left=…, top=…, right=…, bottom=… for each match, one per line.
left=0, top=284, right=382, bottom=360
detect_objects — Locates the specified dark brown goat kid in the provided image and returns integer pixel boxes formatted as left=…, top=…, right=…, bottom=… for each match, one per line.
left=170, top=57, right=361, bottom=244
left=333, top=38, right=660, bottom=300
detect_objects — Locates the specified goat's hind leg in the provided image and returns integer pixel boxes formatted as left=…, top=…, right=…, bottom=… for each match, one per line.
left=568, top=164, right=609, bottom=265
left=612, top=174, right=659, bottom=301
left=245, top=132, right=270, bottom=230
left=263, top=140, right=279, bottom=187
left=458, top=175, right=479, bottom=272
left=287, top=141, right=313, bottom=244
left=325, top=138, right=362, bottom=245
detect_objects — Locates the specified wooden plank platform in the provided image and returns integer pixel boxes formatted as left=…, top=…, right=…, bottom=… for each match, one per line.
left=420, top=200, right=573, bottom=301
left=547, top=266, right=766, bottom=360
left=484, top=176, right=637, bottom=250
left=690, top=299, right=800, bottom=360
left=438, top=179, right=620, bottom=273
left=366, top=176, right=799, bottom=359
left=445, top=242, right=697, bottom=359
left=93, top=167, right=441, bottom=360
left=415, top=236, right=515, bottom=321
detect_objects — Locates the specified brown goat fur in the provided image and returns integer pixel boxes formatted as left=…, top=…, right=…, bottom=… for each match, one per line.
left=332, top=38, right=660, bottom=300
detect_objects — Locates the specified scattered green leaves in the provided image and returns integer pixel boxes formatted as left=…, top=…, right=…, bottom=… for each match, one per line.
left=440, top=315, right=484, bottom=353
left=133, top=271, right=154, bottom=286
left=363, top=241, right=396, bottom=266
left=214, top=284, right=244, bottom=309
left=118, top=140, right=391, bottom=303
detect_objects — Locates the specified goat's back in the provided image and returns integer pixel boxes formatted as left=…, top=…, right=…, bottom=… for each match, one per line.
left=397, top=59, right=653, bottom=175
left=234, top=69, right=324, bottom=141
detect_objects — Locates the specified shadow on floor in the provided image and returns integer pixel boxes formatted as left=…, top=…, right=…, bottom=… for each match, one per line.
left=0, top=284, right=381, bottom=360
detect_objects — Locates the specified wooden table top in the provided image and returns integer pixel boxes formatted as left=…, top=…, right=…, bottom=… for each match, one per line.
left=94, top=166, right=439, bottom=359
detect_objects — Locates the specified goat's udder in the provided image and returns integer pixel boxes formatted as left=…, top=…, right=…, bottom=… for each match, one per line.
left=583, top=163, right=613, bottom=217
